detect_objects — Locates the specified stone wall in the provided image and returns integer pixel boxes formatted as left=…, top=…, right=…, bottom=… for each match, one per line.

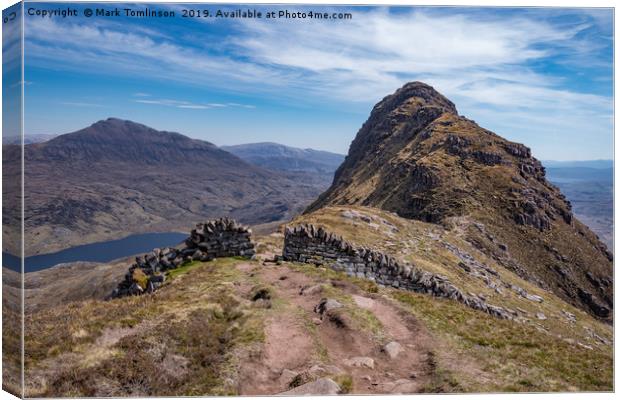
left=110, top=218, right=255, bottom=298
left=283, top=224, right=514, bottom=319
left=185, top=218, right=256, bottom=259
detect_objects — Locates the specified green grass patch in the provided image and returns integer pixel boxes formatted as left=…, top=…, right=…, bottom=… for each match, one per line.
left=392, top=290, right=613, bottom=392
left=166, top=260, right=202, bottom=279
left=296, top=307, right=330, bottom=362
left=131, top=268, right=149, bottom=290
left=333, top=374, right=353, bottom=394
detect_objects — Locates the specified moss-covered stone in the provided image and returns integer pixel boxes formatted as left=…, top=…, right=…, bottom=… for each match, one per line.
left=131, top=268, right=149, bottom=290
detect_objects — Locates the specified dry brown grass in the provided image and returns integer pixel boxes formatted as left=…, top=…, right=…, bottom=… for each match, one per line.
left=23, top=258, right=265, bottom=397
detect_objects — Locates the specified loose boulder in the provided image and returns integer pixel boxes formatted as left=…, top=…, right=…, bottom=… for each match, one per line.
left=383, top=341, right=404, bottom=359
left=278, top=378, right=341, bottom=395
left=314, top=298, right=343, bottom=315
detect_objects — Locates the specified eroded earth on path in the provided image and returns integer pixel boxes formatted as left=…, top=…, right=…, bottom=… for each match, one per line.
left=236, top=261, right=435, bottom=395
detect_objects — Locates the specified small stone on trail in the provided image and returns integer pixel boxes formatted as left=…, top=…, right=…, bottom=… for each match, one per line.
left=300, top=284, right=323, bottom=296
left=308, top=365, right=325, bottom=375
left=278, top=378, right=341, bottom=395
left=344, top=357, right=375, bottom=369
left=382, top=341, right=404, bottom=359
left=314, top=298, right=343, bottom=315
left=390, top=379, right=418, bottom=393
left=279, top=369, right=298, bottom=387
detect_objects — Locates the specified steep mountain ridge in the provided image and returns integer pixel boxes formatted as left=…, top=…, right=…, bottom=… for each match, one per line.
left=307, top=82, right=613, bottom=320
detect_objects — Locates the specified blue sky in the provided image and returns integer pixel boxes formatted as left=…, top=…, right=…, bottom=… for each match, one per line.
left=13, top=3, right=614, bottom=160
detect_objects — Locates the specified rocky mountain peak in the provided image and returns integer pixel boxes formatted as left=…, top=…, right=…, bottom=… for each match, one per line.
left=25, top=118, right=224, bottom=165
left=71, top=118, right=213, bottom=146
left=372, top=81, right=458, bottom=117
left=308, top=81, right=612, bottom=321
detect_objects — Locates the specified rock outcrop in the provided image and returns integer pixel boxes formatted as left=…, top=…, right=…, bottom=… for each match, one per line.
left=109, top=218, right=255, bottom=298
left=284, top=224, right=515, bottom=319
left=305, top=81, right=613, bottom=321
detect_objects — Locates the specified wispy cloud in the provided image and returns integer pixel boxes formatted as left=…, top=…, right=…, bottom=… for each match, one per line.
left=177, top=104, right=210, bottom=109
left=23, top=7, right=612, bottom=158
left=25, top=17, right=286, bottom=94
left=133, top=97, right=254, bottom=110
left=24, top=9, right=611, bottom=103
left=10, top=80, right=34, bottom=88
left=227, top=9, right=609, bottom=106
left=60, top=101, right=104, bottom=108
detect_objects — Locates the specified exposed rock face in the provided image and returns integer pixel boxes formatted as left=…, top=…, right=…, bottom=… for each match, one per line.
left=306, top=82, right=613, bottom=320
left=284, top=224, right=515, bottom=319
left=110, top=218, right=254, bottom=298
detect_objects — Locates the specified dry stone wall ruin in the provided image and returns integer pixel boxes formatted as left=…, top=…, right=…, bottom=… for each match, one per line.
left=110, top=218, right=255, bottom=298
left=283, top=224, right=515, bottom=319
left=110, top=216, right=516, bottom=319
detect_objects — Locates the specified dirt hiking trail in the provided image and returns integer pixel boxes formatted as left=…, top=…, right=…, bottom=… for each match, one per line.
left=234, top=261, right=437, bottom=395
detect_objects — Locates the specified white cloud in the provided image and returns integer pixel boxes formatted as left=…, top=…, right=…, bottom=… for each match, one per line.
left=10, top=80, right=34, bottom=88
left=224, top=8, right=612, bottom=159
left=227, top=9, right=606, bottom=105
left=23, top=8, right=612, bottom=159
left=133, top=98, right=254, bottom=110
left=60, top=101, right=104, bottom=107
left=24, top=17, right=288, bottom=93
left=24, top=10, right=610, bottom=106
left=177, top=104, right=210, bottom=109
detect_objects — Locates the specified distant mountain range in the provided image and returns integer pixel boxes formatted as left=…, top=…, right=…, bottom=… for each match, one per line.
left=2, top=119, right=333, bottom=256
left=2, top=133, right=57, bottom=145
left=222, top=142, right=344, bottom=179
left=542, top=160, right=612, bottom=169
left=545, top=167, right=612, bottom=182
left=542, top=162, right=612, bottom=249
